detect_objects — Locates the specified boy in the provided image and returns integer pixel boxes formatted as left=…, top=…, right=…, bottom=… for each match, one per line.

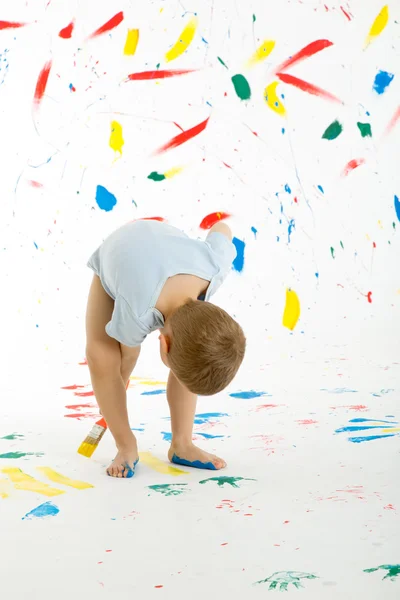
left=85, top=219, right=246, bottom=478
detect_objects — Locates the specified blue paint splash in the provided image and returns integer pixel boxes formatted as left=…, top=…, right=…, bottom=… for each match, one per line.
left=0, top=48, right=10, bottom=87
left=317, top=185, right=324, bottom=194
left=193, top=412, right=229, bottom=425
left=288, top=219, right=295, bottom=243
left=251, top=226, right=257, bottom=238
left=315, top=272, right=319, bottom=278
left=22, top=502, right=59, bottom=520
left=232, top=237, right=245, bottom=272
left=284, top=184, right=291, bottom=193
left=229, top=390, right=267, bottom=399
left=373, top=70, right=394, bottom=95
left=349, top=434, right=395, bottom=443
left=336, top=425, right=393, bottom=433
left=349, top=418, right=397, bottom=424
left=95, top=185, right=117, bottom=212
left=321, top=387, right=358, bottom=393
left=394, top=195, right=400, bottom=221
left=195, top=432, right=225, bottom=439
left=161, top=431, right=172, bottom=441
left=141, top=389, right=165, bottom=396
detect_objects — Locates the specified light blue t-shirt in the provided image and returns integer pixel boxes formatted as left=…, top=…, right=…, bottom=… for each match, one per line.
left=87, top=220, right=237, bottom=347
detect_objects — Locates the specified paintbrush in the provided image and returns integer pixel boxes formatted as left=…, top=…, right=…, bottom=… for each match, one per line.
left=77, top=417, right=107, bottom=458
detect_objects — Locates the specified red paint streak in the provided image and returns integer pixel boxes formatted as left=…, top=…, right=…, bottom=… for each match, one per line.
left=255, top=404, right=279, bottom=412
left=61, top=384, right=85, bottom=390
left=199, top=212, right=231, bottom=229
left=0, top=20, right=27, bottom=30
left=155, top=585, right=164, bottom=589
left=384, top=504, right=395, bottom=510
left=294, top=196, right=298, bottom=203
left=79, top=358, right=88, bottom=365
left=139, top=216, right=166, bottom=222
left=277, top=72, right=341, bottom=103
left=348, top=405, right=368, bottom=412
left=70, top=84, right=76, bottom=92
left=244, top=514, right=253, bottom=516
left=222, top=161, right=232, bottom=169
left=64, top=412, right=98, bottom=420
left=221, top=542, right=228, bottom=546
left=34, top=60, right=52, bottom=106
left=88, top=11, right=124, bottom=38
left=59, top=20, right=74, bottom=38
left=342, top=158, right=366, bottom=176
left=297, top=419, right=318, bottom=425
left=340, top=6, right=352, bottom=20
left=367, top=291, right=372, bottom=303
left=153, top=117, right=210, bottom=155
left=73, top=390, right=95, bottom=397
left=127, top=69, right=196, bottom=81
left=384, top=106, right=400, bottom=136
left=65, top=403, right=97, bottom=409
left=28, top=180, right=43, bottom=188
left=106, top=549, right=112, bottom=553
left=173, top=121, right=184, bottom=132
left=283, top=520, right=290, bottom=524
left=373, top=242, right=376, bottom=248
left=274, top=39, right=333, bottom=73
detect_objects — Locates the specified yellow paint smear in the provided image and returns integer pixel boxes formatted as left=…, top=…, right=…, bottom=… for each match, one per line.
left=1, top=468, right=64, bottom=497
left=164, top=166, right=183, bottom=179
left=139, top=452, right=189, bottom=476
left=109, top=120, right=124, bottom=156
left=36, top=467, right=94, bottom=490
left=124, top=28, right=139, bottom=56
left=365, top=5, right=389, bottom=46
left=165, top=16, right=197, bottom=62
left=130, top=376, right=167, bottom=386
left=247, top=40, right=275, bottom=66
left=382, top=428, right=400, bottom=433
left=264, top=81, right=286, bottom=116
left=282, top=288, right=300, bottom=331
left=0, top=479, right=11, bottom=499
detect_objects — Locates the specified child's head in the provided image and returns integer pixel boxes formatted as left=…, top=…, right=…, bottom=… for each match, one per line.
left=161, top=299, right=246, bottom=395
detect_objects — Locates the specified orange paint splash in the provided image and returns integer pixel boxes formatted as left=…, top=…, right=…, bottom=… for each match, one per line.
left=33, top=60, right=52, bottom=107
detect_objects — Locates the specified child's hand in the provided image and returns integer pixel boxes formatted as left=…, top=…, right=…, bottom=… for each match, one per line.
left=107, top=438, right=139, bottom=478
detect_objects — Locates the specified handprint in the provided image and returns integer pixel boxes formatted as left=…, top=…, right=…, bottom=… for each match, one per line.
left=255, top=571, right=318, bottom=591
left=364, top=564, right=400, bottom=581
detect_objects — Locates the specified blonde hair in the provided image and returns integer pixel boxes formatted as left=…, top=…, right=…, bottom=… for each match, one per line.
left=167, top=299, right=246, bottom=395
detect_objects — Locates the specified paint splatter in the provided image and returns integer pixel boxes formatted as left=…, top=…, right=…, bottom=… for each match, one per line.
left=109, top=121, right=124, bottom=156
left=59, top=20, right=74, bottom=39
left=139, top=452, right=189, bottom=476
left=0, top=479, right=10, bottom=498
left=364, top=565, right=400, bottom=581
left=1, top=468, right=64, bottom=497
left=232, top=237, right=245, bottom=272
left=161, top=432, right=172, bottom=441
left=277, top=72, right=341, bottom=103
left=148, top=483, right=188, bottom=496
left=141, top=389, right=165, bottom=395
left=318, top=185, right=324, bottom=193
left=367, top=291, right=373, bottom=303
left=194, top=433, right=225, bottom=440
left=33, top=60, right=52, bottom=107
left=251, top=226, right=257, bottom=238
left=36, top=467, right=93, bottom=490
left=0, top=20, right=27, bottom=30
left=282, top=289, right=300, bottom=331
left=127, top=69, right=195, bottom=81
left=165, top=16, right=197, bottom=62
left=288, top=219, right=295, bottom=243
left=229, top=391, right=267, bottom=399
left=335, top=417, right=398, bottom=442
left=274, top=39, right=333, bottom=73
left=95, top=185, right=117, bottom=212
left=373, top=70, right=394, bottom=95
left=247, top=40, right=275, bottom=66
left=199, top=476, right=256, bottom=488
left=255, top=572, right=318, bottom=591
left=264, top=81, right=286, bottom=115
left=330, top=246, right=335, bottom=258
left=153, top=117, right=209, bottom=155
left=322, top=120, right=343, bottom=140
left=357, top=122, right=372, bottom=137
left=384, top=106, right=400, bottom=136
left=200, top=212, right=231, bottom=229
left=394, top=195, right=400, bottom=221
left=365, top=5, right=389, bottom=47
left=231, top=74, right=251, bottom=100
left=124, top=29, right=139, bottom=55
left=0, top=451, right=43, bottom=459
left=193, top=412, right=229, bottom=425
left=22, top=501, right=59, bottom=520
left=217, top=56, right=228, bottom=69
left=148, top=172, right=166, bottom=182
left=342, top=158, right=366, bottom=176
left=1, top=433, right=24, bottom=440
left=88, top=11, right=124, bottom=39
left=285, top=184, right=291, bottom=193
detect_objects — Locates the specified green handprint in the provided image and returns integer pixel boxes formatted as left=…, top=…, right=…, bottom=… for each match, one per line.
left=255, top=571, right=318, bottom=591
left=199, top=476, right=256, bottom=488
left=364, top=564, right=400, bottom=581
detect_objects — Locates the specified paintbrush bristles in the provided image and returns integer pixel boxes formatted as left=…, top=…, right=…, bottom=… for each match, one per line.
left=77, top=422, right=107, bottom=457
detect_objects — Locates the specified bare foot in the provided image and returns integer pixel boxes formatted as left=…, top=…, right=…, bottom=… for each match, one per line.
left=107, top=440, right=139, bottom=478
left=168, top=443, right=226, bottom=470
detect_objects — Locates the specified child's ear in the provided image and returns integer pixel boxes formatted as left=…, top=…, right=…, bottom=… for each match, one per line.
left=159, top=333, right=171, bottom=354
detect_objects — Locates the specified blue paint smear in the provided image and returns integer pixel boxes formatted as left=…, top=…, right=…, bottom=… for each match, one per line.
left=124, top=458, right=139, bottom=478
left=131, top=427, right=144, bottom=432
left=251, top=226, right=257, bottom=238
left=282, top=128, right=285, bottom=134
left=95, top=185, right=117, bottom=212
left=284, top=184, right=291, bottom=193
left=161, top=431, right=172, bottom=441
left=373, top=70, right=394, bottom=95
left=321, top=387, right=358, bottom=393
left=336, top=425, right=393, bottom=433
left=349, top=434, right=395, bottom=443
left=172, top=454, right=216, bottom=470
left=232, top=237, right=245, bottom=272
left=288, top=219, right=295, bottom=243
left=193, top=412, right=229, bottom=425
left=229, top=390, right=266, bottom=399
left=349, top=418, right=397, bottom=424
left=317, top=185, right=324, bottom=194
left=23, top=501, right=59, bottom=520
left=394, top=195, right=400, bottom=221
left=195, top=432, right=225, bottom=439
left=141, top=389, right=165, bottom=396
left=315, top=272, right=319, bottom=278
left=33, top=242, right=38, bottom=249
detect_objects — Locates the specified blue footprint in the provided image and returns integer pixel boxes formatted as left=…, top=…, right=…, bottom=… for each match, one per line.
left=124, top=458, right=139, bottom=478
left=171, top=454, right=217, bottom=470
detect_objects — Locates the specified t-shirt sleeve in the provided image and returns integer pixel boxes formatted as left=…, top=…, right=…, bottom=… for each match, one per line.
left=105, top=295, right=147, bottom=347
left=205, top=231, right=237, bottom=271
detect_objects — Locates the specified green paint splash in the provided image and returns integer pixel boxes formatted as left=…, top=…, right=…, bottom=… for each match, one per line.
left=364, top=565, right=400, bottom=581
left=330, top=247, right=335, bottom=259
left=148, top=483, right=188, bottom=496
left=357, top=122, right=372, bottom=137
left=322, top=120, right=343, bottom=140
left=340, top=240, right=344, bottom=249
left=199, top=476, right=256, bottom=488
left=252, top=14, right=256, bottom=22
left=0, top=451, right=44, bottom=459
left=1, top=433, right=24, bottom=440
left=148, top=171, right=166, bottom=182
left=255, top=571, right=318, bottom=591
left=217, top=56, right=228, bottom=69
left=231, top=74, right=251, bottom=101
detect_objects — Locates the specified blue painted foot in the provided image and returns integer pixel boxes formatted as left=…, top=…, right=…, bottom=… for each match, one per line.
left=124, top=458, right=139, bottom=479
left=171, top=453, right=217, bottom=470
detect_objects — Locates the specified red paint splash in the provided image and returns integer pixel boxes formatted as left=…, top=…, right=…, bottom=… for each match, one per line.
left=127, top=69, right=196, bottom=81
left=61, top=384, right=85, bottom=390
left=255, top=404, right=279, bottom=412
left=340, top=6, right=352, bottom=20
left=135, top=216, right=166, bottom=222
left=153, top=117, right=209, bottom=155
left=384, top=105, right=400, bottom=136
left=274, top=39, right=333, bottom=73
left=342, top=158, right=366, bottom=176
left=154, top=585, right=164, bottom=589
left=297, top=419, right=318, bottom=425
left=88, top=11, right=124, bottom=38
left=64, top=412, right=98, bottom=420
left=73, top=390, right=95, bottom=397
left=277, top=72, right=341, bottom=103
left=0, top=20, right=27, bottom=30
left=33, top=60, right=52, bottom=106
left=28, top=180, right=43, bottom=188
left=373, top=242, right=376, bottom=248
left=200, top=212, right=231, bottom=229
left=384, top=504, right=395, bottom=510
left=59, top=20, right=74, bottom=38
left=367, top=291, right=372, bottom=303
left=65, top=403, right=97, bottom=409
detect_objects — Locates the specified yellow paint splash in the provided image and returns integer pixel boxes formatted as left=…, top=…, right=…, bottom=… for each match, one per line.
left=139, top=452, right=189, bottom=476
left=164, top=166, right=183, bottom=179
left=247, top=40, right=275, bottom=66
left=264, top=81, right=286, bottom=116
left=124, top=28, right=139, bottom=56
left=130, top=376, right=167, bottom=386
left=282, top=288, right=300, bottom=331
left=382, top=428, right=400, bottom=433
left=1, top=468, right=64, bottom=497
left=365, top=5, right=389, bottom=47
left=0, top=479, right=11, bottom=499
left=165, top=17, right=197, bottom=62
left=109, top=120, right=124, bottom=156
left=36, top=467, right=94, bottom=490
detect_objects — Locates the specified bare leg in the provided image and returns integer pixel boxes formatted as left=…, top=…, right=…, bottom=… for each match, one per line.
left=166, top=370, right=226, bottom=470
